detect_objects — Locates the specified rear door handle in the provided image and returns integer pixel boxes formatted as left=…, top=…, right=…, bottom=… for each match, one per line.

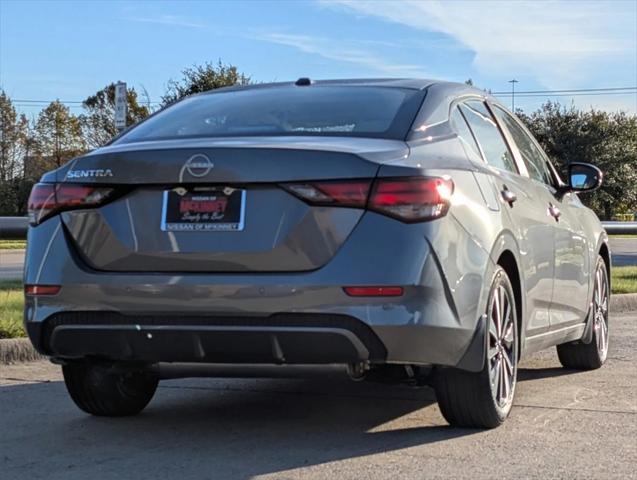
left=501, top=187, right=517, bottom=206
left=548, top=203, right=561, bottom=220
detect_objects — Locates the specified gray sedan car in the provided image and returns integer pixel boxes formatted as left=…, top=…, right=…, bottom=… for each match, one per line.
left=24, top=78, right=609, bottom=428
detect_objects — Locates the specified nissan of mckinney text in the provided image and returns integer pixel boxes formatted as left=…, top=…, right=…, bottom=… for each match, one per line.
left=24, top=78, right=610, bottom=428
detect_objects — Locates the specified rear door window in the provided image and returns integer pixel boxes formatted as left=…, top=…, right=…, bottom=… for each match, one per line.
left=459, top=101, right=518, bottom=173
left=492, top=106, right=555, bottom=186
left=450, top=106, right=483, bottom=161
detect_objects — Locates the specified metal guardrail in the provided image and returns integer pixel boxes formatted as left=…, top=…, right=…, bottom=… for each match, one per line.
left=601, top=221, right=637, bottom=235
left=0, top=216, right=28, bottom=240
left=0, top=217, right=635, bottom=240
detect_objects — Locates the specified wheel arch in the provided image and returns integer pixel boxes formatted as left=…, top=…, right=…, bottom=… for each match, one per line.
left=488, top=230, right=526, bottom=354
left=598, top=240, right=611, bottom=291
left=456, top=231, right=525, bottom=372
left=495, top=250, right=523, bottom=355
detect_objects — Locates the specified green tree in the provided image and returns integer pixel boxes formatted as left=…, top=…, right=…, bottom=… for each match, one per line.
left=34, top=100, right=85, bottom=171
left=0, top=90, right=28, bottom=181
left=518, top=102, right=637, bottom=219
left=162, top=60, right=250, bottom=106
left=80, top=83, right=151, bottom=148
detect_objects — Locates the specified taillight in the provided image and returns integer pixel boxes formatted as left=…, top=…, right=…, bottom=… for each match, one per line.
left=369, top=177, right=454, bottom=222
left=28, top=183, right=115, bottom=226
left=282, top=176, right=453, bottom=223
left=282, top=180, right=371, bottom=208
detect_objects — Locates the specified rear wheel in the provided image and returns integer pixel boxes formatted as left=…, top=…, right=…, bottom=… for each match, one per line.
left=62, top=362, right=158, bottom=416
left=557, top=256, right=609, bottom=370
left=434, top=267, right=518, bottom=428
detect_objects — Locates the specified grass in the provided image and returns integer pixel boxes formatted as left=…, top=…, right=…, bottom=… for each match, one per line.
left=611, top=266, right=637, bottom=294
left=0, top=240, right=26, bottom=250
left=0, top=281, right=25, bottom=339
left=609, top=234, right=637, bottom=239
left=0, top=267, right=634, bottom=339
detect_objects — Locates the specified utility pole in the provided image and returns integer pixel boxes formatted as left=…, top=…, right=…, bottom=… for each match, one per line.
left=508, top=79, right=518, bottom=111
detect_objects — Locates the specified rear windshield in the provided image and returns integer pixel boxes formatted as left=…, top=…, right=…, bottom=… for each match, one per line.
left=114, top=86, right=425, bottom=143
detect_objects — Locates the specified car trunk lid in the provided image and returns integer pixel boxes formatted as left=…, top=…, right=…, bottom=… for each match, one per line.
left=58, top=137, right=408, bottom=273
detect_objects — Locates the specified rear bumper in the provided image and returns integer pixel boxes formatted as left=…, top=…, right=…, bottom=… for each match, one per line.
left=24, top=213, right=492, bottom=370
left=26, top=310, right=484, bottom=370
left=28, top=312, right=386, bottom=364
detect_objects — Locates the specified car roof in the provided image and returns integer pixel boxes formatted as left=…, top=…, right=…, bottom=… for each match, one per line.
left=198, top=78, right=482, bottom=95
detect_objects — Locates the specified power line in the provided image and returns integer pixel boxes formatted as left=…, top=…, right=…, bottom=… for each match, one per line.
left=492, top=86, right=636, bottom=95
left=12, top=99, right=162, bottom=105
left=497, top=91, right=637, bottom=98
left=9, top=86, right=637, bottom=106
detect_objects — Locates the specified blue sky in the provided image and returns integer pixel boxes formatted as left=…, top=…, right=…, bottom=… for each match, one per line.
left=1, top=0, right=636, bottom=116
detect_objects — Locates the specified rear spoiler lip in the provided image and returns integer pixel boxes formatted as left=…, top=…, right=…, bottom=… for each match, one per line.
left=85, top=135, right=410, bottom=163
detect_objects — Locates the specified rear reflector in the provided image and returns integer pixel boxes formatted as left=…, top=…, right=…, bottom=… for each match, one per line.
left=28, top=183, right=115, bottom=226
left=25, top=285, right=61, bottom=296
left=281, top=176, right=453, bottom=223
left=343, top=286, right=404, bottom=297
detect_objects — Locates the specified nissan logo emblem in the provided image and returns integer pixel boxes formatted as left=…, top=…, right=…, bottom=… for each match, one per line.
left=184, top=154, right=214, bottom=177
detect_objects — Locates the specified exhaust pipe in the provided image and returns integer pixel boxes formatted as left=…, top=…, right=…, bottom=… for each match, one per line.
left=346, top=362, right=369, bottom=381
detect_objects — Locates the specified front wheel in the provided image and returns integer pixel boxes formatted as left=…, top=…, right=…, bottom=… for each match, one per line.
left=434, top=267, right=518, bottom=428
left=62, top=362, right=158, bottom=416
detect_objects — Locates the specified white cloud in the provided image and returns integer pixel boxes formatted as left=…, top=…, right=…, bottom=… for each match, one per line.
left=257, top=32, right=431, bottom=77
left=321, top=0, right=636, bottom=88
left=124, top=14, right=205, bottom=29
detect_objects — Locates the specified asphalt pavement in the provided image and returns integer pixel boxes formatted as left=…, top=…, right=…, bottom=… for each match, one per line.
left=611, top=238, right=637, bottom=266
left=1, top=311, right=635, bottom=479
left=0, top=249, right=24, bottom=281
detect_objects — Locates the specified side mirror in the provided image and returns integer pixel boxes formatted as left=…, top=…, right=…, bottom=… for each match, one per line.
left=566, top=162, right=603, bottom=193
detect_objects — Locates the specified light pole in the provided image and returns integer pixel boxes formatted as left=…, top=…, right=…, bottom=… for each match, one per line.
left=508, top=79, right=519, bottom=111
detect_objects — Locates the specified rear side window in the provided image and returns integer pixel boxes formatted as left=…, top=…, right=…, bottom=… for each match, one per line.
left=450, top=106, right=482, bottom=161
left=115, top=86, right=426, bottom=143
left=460, top=101, right=518, bottom=173
left=492, top=106, right=555, bottom=186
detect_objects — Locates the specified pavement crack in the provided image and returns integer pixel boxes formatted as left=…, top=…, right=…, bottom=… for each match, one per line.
left=513, top=403, right=636, bottom=414
left=0, top=377, right=52, bottom=384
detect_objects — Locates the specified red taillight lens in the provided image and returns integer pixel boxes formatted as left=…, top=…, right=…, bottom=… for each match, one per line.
left=369, top=177, right=454, bottom=222
left=25, top=285, right=61, bottom=296
left=343, top=286, right=404, bottom=297
left=281, top=176, right=453, bottom=223
left=27, top=183, right=57, bottom=225
left=28, top=183, right=115, bottom=225
left=282, top=180, right=372, bottom=208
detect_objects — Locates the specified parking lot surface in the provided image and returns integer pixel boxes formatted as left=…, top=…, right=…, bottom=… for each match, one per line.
left=0, top=249, right=24, bottom=280
left=611, top=237, right=637, bottom=266
left=1, top=312, right=635, bottom=480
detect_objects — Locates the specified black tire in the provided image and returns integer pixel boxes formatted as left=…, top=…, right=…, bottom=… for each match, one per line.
left=62, top=362, right=158, bottom=416
left=434, top=267, right=518, bottom=428
left=557, top=256, right=609, bottom=370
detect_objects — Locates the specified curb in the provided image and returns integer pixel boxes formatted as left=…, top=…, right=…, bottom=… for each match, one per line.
left=1, top=294, right=636, bottom=364
left=0, top=338, right=43, bottom=365
left=612, top=293, right=637, bottom=313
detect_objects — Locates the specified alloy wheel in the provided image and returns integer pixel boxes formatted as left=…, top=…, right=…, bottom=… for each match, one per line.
left=593, top=264, right=609, bottom=361
left=487, top=282, right=517, bottom=409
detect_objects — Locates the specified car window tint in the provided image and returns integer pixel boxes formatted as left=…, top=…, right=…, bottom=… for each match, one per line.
left=450, top=106, right=483, bottom=161
left=492, top=106, right=554, bottom=186
left=116, top=86, right=425, bottom=143
left=459, top=101, right=517, bottom=173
